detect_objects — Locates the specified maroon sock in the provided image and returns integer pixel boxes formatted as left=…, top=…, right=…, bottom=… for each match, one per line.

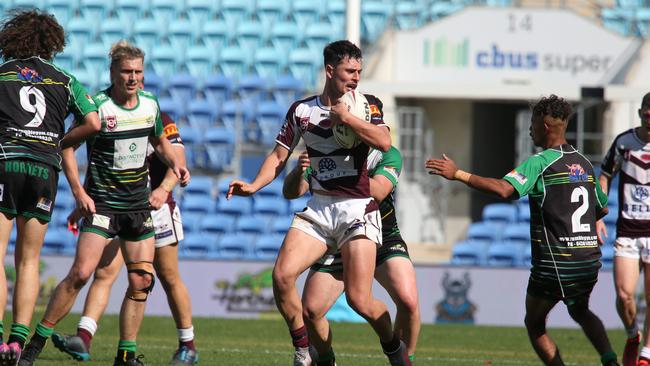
left=76, top=328, right=93, bottom=350
left=179, top=339, right=195, bottom=351
left=289, top=326, right=309, bottom=348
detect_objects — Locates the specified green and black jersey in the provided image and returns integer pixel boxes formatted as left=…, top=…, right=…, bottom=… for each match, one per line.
left=84, top=88, right=163, bottom=212
left=503, top=144, right=607, bottom=299
left=0, top=57, right=96, bottom=170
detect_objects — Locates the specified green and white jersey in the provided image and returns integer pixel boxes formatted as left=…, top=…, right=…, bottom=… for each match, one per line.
left=503, top=144, right=607, bottom=296
left=0, top=57, right=97, bottom=170
left=84, top=88, right=163, bottom=211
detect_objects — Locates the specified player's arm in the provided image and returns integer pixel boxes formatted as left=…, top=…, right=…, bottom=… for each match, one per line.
left=61, top=76, right=101, bottom=149
left=330, top=101, right=391, bottom=152
left=150, top=144, right=185, bottom=210
left=426, top=154, right=516, bottom=199
left=369, top=175, right=394, bottom=202
left=283, top=150, right=310, bottom=199
left=227, top=144, right=291, bottom=199
left=60, top=111, right=101, bottom=149
left=149, top=135, right=190, bottom=187
left=61, top=147, right=95, bottom=216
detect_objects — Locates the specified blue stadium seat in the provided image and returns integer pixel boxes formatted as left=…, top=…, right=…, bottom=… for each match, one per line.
left=237, top=75, right=268, bottom=103
left=151, top=0, right=180, bottom=32
left=115, top=0, right=146, bottom=28
left=199, top=213, right=236, bottom=235
left=67, top=16, right=95, bottom=47
left=521, top=245, right=532, bottom=267
left=450, top=240, right=488, bottom=266
left=182, top=233, right=219, bottom=258
left=72, top=68, right=98, bottom=95
left=99, top=18, right=128, bottom=47
left=258, top=179, right=284, bottom=198
left=255, top=0, right=287, bottom=28
left=236, top=20, right=265, bottom=52
left=361, top=1, right=391, bottom=44
left=502, top=223, right=530, bottom=244
left=271, top=216, right=293, bottom=235
left=183, top=194, right=215, bottom=214
left=254, top=197, right=288, bottom=216
left=289, top=196, right=309, bottom=213
left=82, top=43, right=109, bottom=81
left=466, top=221, right=500, bottom=243
left=205, top=129, right=236, bottom=170
left=517, top=202, right=530, bottom=223
left=288, top=48, right=320, bottom=90
left=180, top=212, right=203, bottom=234
left=326, top=0, right=346, bottom=31
left=487, top=242, right=524, bottom=267
left=203, top=74, right=233, bottom=105
left=601, top=8, right=635, bottom=36
left=47, top=0, right=76, bottom=26
left=219, top=0, right=254, bottom=27
left=394, top=2, right=424, bottom=30
left=326, top=295, right=365, bottom=323
left=601, top=244, right=614, bottom=270
left=220, top=100, right=251, bottom=129
left=608, top=187, right=619, bottom=206
left=158, top=97, right=185, bottom=123
left=168, top=74, right=197, bottom=105
left=272, top=75, right=303, bottom=107
left=482, top=203, right=517, bottom=224
left=168, top=18, right=195, bottom=53
left=201, top=20, right=230, bottom=51
left=132, top=18, right=160, bottom=56
left=79, top=0, right=111, bottom=22
left=55, top=43, right=81, bottom=72
left=254, top=47, right=284, bottom=81
left=270, top=21, right=301, bottom=55
left=602, top=209, right=618, bottom=225
left=216, top=177, right=235, bottom=197
left=219, top=46, right=251, bottom=81
left=187, top=0, right=214, bottom=29
left=151, top=45, right=181, bottom=81
left=186, top=45, right=216, bottom=80
left=256, top=101, right=285, bottom=145
left=216, top=233, right=255, bottom=259
left=254, top=233, right=285, bottom=260
left=217, top=196, right=252, bottom=216
left=187, top=99, right=217, bottom=128
left=183, top=175, right=214, bottom=197
left=429, top=2, right=464, bottom=20
left=292, top=0, right=320, bottom=28
left=54, top=191, right=75, bottom=213
left=235, top=215, right=270, bottom=235
left=143, top=71, right=164, bottom=96
left=43, top=229, right=75, bottom=255
left=305, top=23, right=337, bottom=54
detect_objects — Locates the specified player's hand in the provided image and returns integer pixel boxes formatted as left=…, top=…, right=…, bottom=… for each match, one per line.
left=297, top=150, right=310, bottom=172
left=596, top=219, right=608, bottom=246
left=174, top=165, right=191, bottom=187
left=330, top=99, right=350, bottom=126
left=66, top=208, right=82, bottom=236
left=227, top=180, right=257, bottom=199
left=149, top=187, right=168, bottom=210
left=426, top=154, right=459, bottom=180
left=74, top=190, right=96, bottom=217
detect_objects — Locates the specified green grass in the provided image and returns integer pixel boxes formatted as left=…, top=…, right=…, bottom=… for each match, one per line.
left=23, top=312, right=627, bottom=365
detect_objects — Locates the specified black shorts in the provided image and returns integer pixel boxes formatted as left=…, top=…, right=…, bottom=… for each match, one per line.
left=526, top=271, right=598, bottom=305
left=0, top=159, right=58, bottom=222
left=311, top=240, right=411, bottom=273
left=80, top=210, right=155, bottom=241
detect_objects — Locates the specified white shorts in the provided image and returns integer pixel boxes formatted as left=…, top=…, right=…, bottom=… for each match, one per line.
left=152, top=203, right=184, bottom=248
left=290, top=194, right=382, bottom=249
left=614, top=237, right=650, bottom=263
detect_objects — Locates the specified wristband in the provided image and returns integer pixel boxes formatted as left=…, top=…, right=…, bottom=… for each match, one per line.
left=453, top=169, right=472, bottom=183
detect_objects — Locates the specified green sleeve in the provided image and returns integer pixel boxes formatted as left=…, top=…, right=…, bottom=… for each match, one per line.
left=370, top=146, right=402, bottom=188
left=302, top=166, right=313, bottom=181
left=594, top=180, right=608, bottom=209
left=153, top=99, right=163, bottom=137
left=502, top=154, right=545, bottom=198
left=67, top=76, right=97, bottom=120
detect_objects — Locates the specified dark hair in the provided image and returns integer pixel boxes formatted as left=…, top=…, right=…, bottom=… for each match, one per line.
left=323, top=40, right=362, bottom=67
left=532, top=94, right=572, bottom=121
left=0, top=9, right=65, bottom=61
left=641, top=92, right=650, bottom=108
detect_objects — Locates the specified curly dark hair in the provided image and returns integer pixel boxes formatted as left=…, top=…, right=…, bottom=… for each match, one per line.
left=532, top=94, right=572, bottom=121
left=323, top=40, right=362, bottom=67
left=0, top=9, right=65, bottom=61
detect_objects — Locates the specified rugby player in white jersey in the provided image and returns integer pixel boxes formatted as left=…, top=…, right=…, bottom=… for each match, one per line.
left=227, top=40, right=411, bottom=366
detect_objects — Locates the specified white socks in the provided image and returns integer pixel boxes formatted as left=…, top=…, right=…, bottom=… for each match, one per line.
left=78, top=316, right=98, bottom=336
left=177, top=326, right=194, bottom=342
left=640, top=347, right=650, bottom=359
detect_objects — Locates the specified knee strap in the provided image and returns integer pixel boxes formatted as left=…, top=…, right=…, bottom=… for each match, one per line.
left=126, top=261, right=155, bottom=302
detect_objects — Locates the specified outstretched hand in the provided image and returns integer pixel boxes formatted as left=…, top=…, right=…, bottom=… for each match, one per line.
left=226, top=180, right=257, bottom=200
left=174, top=166, right=191, bottom=187
left=595, top=219, right=608, bottom=246
left=425, top=154, right=459, bottom=180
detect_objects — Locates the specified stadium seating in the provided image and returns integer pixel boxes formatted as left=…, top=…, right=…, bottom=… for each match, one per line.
left=217, top=196, right=253, bottom=217
left=186, top=45, right=216, bottom=80
left=288, top=48, right=320, bottom=89
left=271, top=216, right=293, bottom=235
left=203, top=74, right=233, bottom=106
left=215, top=233, right=255, bottom=259
left=182, top=233, right=219, bottom=258
left=220, top=0, right=254, bottom=28
left=133, top=18, right=161, bottom=56
left=151, top=45, right=181, bottom=82
left=289, top=196, right=310, bottom=213
left=235, top=215, right=269, bottom=235
left=451, top=240, right=489, bottom=266
left=601, top=244, right=614, bottom=269
left=186, top=0, right=214, bottom=30
left=254, top=197, right=288, bottom=216
left=254, top=234, right=285, bottom=260
left=168, top=18, right=195, bottom=52
left=219, top=46, right=251, bottom=81
left=361, top=1, right=392, bottom=44
left=47, top=0, right=75, bottom=26
left=466, top=221, right=501, bottom=243
left=79, top=0, right=111, bottom=22
left=255, top=0, right=287, bottom=28
left=199, top=214, right=237, bottom=235
left=183, top=194, right=215, bottom=214
left=201, top=20, right=230, bottom=51
left=482, top=203, right=517, bottom=224
left=115, top=0, right=146, bottom=27
left=151, top=0, right=180, bottom=31
left=486, top=242, right=524, bottom=267
left=237, top=75, right=268, bottom=103
left=253, top=47, right=284, bottom=81
left=187, top=99, right=217, bottom=129
left=168, top=74, right=197, bottom=105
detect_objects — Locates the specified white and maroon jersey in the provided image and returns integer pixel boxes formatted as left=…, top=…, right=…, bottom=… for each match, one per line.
left=601, top=128, right=650, bottom=237
left=146, top=112, right=183, bottom=208
left=275, top=94, right=387, bottom=198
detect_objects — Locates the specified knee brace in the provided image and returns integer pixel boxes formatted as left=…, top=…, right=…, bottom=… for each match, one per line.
left=126, top=261, right=155, bottom=302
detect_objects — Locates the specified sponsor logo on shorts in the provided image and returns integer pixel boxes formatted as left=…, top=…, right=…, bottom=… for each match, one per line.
left=92, top=214, right=110, bottom=230
left=389, top=243, right=407, bottom=253
left=506, top=170, right=527, bottom=185
left=0, top=184, right=3, bottom=202
left=155, top=230, right=173, bottom=240
left=36, top=197, right=52, bottom=212
left=106, top=115, right=117, bottom=131
left=144, top=216, right=154, bottom=230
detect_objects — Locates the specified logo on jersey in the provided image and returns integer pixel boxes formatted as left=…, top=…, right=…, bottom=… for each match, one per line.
left=299, top=117, right=310, bottom=131
left=85, top=94, right=95, bottom=105
left=506, top=170, right=527, bottom=185
left=163, top=123, right=179, bottom=138
left=382, top=166, right=399, bottom=182
left=16, top=66, right=43, bottom=83
left=633, top=186, right=650, bottom=202
left=36, top=197, right=52, bottom=212
left=318, top=158, right=337, bottom=173
left=566, top=164, right=588, bottom=182
left=369, top=104, right=381, bottom=116
left=106, top=115, right=117, bottom=131
left=129, top=143, right=137, bottom=152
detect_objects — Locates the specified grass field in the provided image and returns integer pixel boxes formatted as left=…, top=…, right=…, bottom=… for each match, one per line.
left=25, top=312, right=627, bottom=365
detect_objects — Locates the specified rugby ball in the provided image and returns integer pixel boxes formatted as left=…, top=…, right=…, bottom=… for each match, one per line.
left=333, top=90, right=371, bottom=149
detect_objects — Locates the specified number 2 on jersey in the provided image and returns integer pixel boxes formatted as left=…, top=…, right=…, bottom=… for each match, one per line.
left=19, top=86, right=47, bottom=127
left=571, top=186, right=590, bottom=233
